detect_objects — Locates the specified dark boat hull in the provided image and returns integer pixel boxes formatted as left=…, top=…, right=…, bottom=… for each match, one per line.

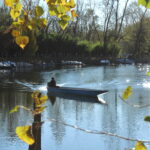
left=48, top=92, right=104, bottom=104
left=47, top=86, right=108, bottom=97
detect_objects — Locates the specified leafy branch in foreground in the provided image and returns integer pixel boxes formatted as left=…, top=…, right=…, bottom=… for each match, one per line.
left=10, top=90, right=150, bottom=149
left=10, top=90, right=48, bottom=145
left=4, top=0, right=77, bottom=49
left=119, top=69, right=150, bottom=149
left=121, top=86, right=132, bottom=100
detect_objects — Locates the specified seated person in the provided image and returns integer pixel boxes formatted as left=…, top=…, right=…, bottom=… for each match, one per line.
left=48, top=77, right=56, bottom=87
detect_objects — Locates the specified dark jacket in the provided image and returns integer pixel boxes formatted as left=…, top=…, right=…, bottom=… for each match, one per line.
left=48, top=78, right=56, bottom=87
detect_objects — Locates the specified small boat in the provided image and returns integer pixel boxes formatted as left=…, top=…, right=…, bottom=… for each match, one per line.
left=48, top=92, right=107, bottom=104
left=47, top=86, right=108, bottom=97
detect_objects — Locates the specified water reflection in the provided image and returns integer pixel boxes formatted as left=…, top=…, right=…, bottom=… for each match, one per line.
left=48, top=92, right=104, bottom=104
left=49, top=96, right=56, bottom=105
left=1, top=65, right=150, bottom=150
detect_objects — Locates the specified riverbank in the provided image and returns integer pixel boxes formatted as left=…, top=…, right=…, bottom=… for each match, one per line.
left=0, top=55, right=149, bottom=71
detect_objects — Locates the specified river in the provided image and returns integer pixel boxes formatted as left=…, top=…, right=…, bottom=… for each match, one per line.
left=1, top=64, right=150, bottom=150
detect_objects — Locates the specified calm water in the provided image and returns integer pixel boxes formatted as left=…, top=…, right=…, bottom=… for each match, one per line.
left=1, top=65, right=150, bottom=150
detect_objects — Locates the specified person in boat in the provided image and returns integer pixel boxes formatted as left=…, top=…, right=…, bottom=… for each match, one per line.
left=48, top=77, right=56, bottom=87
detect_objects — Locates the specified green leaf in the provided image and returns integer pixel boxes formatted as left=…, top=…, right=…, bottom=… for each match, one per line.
left=10, top=105, right=20, bottom=113
left=49, top=6, right=58, bottom=16
left=135, top=141, right=147, bottom=150
left=144, top=116, right=150, bottom=122
left=122, top=86, right=132, bottom=100
left=35, top=6, right=44, bottom=17
left=38, top=18, right=48, bottom=27
left=15, top=3, right=22, bottom=11
left=10, top=8, right=21, bottom=20
left=67, top=0, right=76, bottom=8
left=138, top=0, right=150, bottom=8
left=146, top=71, right=150, bottom=76
left=59, top=20, right=68, bottom=30
left=57, top=5, right=66, bottom=14
left=61, top=15, right=70, bottom=21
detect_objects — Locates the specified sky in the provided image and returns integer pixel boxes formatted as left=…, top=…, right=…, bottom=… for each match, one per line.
left=0, top=0, right=141, bottom=23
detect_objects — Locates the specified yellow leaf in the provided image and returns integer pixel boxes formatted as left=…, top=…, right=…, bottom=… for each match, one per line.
left=38, top=18, right=48, bottom=27
left=13, top=0, right=19, bottom=3
left=60, top=0, right=66, bottom=5
left=5, top=0, right=20, bottom=7
left=49, top=9, right=57, bottom=16
left=59, top=20, right=68, bottom=30
left=10, top=8, right=21, bottom=20
left=15, top=36, right=29, bottom=49
left=67, top=0, right=75, bottom=8
left=10, top=105, right=20, bottom=113
left=138, top=0, right=150, bottom=9
left=57, top=5, right=67, bottom=14
left=27, top=24, right=33, bottom=30
left=64, top=6, right=71, bottom=12
left=40, top=96, right=48, bottom=102
left=17, top=17, right=25, bottom=24
left=5, top=0, right=14, bottom=7
left=135, top=141, right=147, bottom=150
left=61, top=15, right=70, bottom=21
left=10, top=105, right=31, bottom=113
left=11, top=29, right=20, bottom=37
left=146, top=71, right=150, bottom=76
left=33, top=106, right=47, bottom=115
left=47, top=0, right=56, bottom=5
left=35, top=6, right=44, bottom=17
left=12, top=21, right=20, bottom=26
left=16, top=126, right=35, bottom=145
left=71, top=10, right=78, bottom=17
left=31, top=91, right=41, bottom=99
left=122, top=86, right=132, bottom=100
left=56, top=0, right=66, bottom=5
left=15, top=3, right=22, bottom=11
left=144, top=116, right=150, bottom=122
left=35, top=96, right=48, bottom=107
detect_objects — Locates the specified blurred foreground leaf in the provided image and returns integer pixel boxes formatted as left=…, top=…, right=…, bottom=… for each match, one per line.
left=32, top=106, right=47, bottom=115
left=138, top=0, right=150, bottom=8
left=146, top=71, right=150, bottom=76
left=10, top=105, right=30, bottom=113
left=144, top=116, right=150, bottom=122
left=15, top=36, right=29, bottom=49
left=135, top=141, right=147, bottom=150
left=16, top=126, right=35, bottom=145
left=10, top=105, right=20, bottom=113
left=35, top=95, right=48, bottom=107
left=122, top=86, right=132, bottom=100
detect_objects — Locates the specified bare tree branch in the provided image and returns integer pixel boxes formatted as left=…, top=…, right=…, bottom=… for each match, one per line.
left=45, top=118, right=150, bottom=143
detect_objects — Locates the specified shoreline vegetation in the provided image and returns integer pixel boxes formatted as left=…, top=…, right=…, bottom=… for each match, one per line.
left=0, top=52, right=149, bottom=70
left=0, top=32, right=150, bottom=67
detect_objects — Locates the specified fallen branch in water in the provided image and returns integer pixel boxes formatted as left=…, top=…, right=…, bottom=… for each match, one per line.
left=45, top=118, right=150, bottom=143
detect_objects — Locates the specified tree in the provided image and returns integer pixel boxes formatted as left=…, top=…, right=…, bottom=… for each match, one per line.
left=97, top=0, right=129, bottom=54
left=123, top=2, right=150, bottom=60
left=4, top=0, right=77, bottom=52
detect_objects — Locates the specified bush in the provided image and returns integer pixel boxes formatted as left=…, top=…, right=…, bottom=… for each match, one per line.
left=90, top=42, right=104, bottom=56
left=107, top=42, right=121, bottom=57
